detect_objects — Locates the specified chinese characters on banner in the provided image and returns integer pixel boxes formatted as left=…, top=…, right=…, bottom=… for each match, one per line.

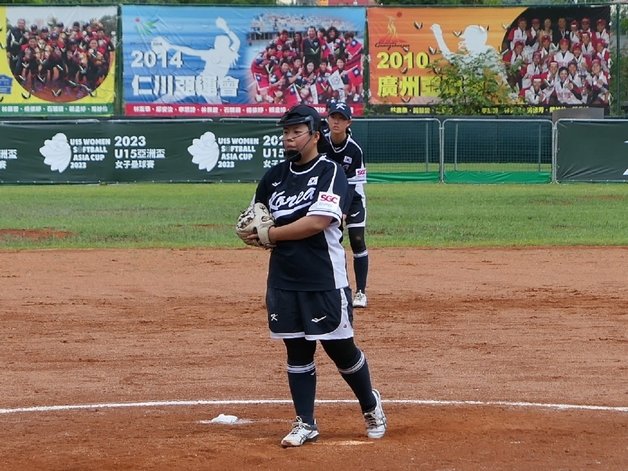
left=121, top=6, right=367, bottom=118
left=0, top=121, right=284, bottom=183
left=367, top=7, right=525, bottom=113
left=1, top=5, right=613, bottom=118
left=1, top=6, right=117, bottom=117
left=367, top=6, right=612, bottom=114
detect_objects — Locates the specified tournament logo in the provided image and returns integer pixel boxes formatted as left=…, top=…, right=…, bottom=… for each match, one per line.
left=188, top=131, right=220, bottom=172
left=39, top=133, right=72, bottom=173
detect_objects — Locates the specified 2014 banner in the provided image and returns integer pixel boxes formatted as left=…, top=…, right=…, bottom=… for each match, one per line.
left=1, top=6, right=117, bottom=116
left=121, top=5, right=367, bottom=118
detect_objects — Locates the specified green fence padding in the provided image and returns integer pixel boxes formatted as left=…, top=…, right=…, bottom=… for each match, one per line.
left=368, top=172, right=440, bottom=183
left=444, top=171, right=551, bottom=184
left=556, top=120, right=628, bottom=183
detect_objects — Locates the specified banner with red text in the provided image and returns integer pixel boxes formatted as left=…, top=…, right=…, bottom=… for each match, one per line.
left=121, top=5, right=366, bottom=118
left=367, top=6, right=612, bottom=115
left=1, top=6, right=117, bottom=117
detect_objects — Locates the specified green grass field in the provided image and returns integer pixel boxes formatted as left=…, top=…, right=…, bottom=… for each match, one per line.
left=0, top=183, right=626, bottom=249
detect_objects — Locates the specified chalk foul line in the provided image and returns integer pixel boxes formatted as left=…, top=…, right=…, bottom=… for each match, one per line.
left=0, top=399, right=626, bottom=415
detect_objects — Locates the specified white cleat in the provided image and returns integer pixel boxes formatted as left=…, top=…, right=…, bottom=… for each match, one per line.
left=281, top=416, right=319, bottom=447
left=353, top=290, right=368, bottom=308
left=364, top=389, right=387, bottom=439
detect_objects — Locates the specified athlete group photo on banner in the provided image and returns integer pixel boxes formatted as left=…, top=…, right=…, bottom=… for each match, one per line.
left=1, top=4, right=619, bottom=118
left=121, top=6, right=365, bottom=117
left=502, top=12, right=612, bottom=107
left=2, top=6, right=117, bottom=115
left=248, top=13, right=364, bottom=108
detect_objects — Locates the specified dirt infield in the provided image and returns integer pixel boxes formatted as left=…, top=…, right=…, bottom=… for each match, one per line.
left=1, top=247, right=626, bottom=470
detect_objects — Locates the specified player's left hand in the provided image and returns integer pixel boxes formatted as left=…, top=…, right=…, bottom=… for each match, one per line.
left=235, top=202, right=276, bottom=249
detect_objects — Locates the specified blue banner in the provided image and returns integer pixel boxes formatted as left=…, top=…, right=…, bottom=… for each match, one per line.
left=121, top=6, right=366, bottom=117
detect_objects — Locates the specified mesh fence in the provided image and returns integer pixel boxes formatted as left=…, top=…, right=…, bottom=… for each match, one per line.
left=350, top=118, right=441, bottom=182
left=441, top=118, right=553, bottom=183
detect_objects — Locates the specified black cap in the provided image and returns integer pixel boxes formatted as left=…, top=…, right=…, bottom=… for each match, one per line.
left=328, top=101, right=351, bottom=119
left=277, top=104, right=321, bottom=134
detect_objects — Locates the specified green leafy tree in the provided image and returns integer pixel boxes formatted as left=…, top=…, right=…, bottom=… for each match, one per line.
left=428, top=52, right=519, bottom=115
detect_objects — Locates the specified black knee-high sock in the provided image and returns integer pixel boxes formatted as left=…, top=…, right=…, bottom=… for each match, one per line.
left=338, top=350, right=376, bottom=412
left=287, top=361, right=316, bottom=425
left=353, top=251, right=368, bottom=293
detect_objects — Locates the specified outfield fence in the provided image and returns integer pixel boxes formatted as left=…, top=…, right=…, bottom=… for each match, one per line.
left=0, top=118, right=626, bottom=184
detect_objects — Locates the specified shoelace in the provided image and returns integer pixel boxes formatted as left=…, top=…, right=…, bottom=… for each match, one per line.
left=364, top=411, right=382, bottom=427
left=288, top=421, right=311, bottom=436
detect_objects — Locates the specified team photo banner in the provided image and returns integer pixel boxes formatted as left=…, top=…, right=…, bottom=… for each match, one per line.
left=1, top=6, right=117, bottom=117
left=367, top=6, right=612, bottom=114
left=367, top=7, right=524, bottom=110
left=121, top=5, right=366, bottom=118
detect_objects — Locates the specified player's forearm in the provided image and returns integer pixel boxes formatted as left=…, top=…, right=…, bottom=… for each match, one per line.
left=269, top=215, right=333, bottom=243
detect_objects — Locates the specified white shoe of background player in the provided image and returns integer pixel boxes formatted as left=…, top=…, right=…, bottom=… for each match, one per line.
left=353, top=290, right=367, bottom=308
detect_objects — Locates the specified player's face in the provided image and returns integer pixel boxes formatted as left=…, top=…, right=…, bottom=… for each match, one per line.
left=282, top=124, right=314, bottom=152
left=327, top=113, right=350, bottom=134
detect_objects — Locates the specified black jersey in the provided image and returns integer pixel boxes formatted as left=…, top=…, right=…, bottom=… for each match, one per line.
left=319, top=128, right=366, bottom=205
left=255, top=154, right=349, bottom=291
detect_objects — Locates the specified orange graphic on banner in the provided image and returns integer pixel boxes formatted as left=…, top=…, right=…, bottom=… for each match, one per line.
left=367, top=7, right=525, bottom=106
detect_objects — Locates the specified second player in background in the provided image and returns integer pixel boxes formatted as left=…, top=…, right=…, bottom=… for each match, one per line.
left=319, top=101, right=369, bottom=308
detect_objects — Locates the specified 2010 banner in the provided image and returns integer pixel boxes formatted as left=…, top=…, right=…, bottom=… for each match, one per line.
left=1, top=6, right=117, bottom=116
left=367, top=6, right=612, bottom=115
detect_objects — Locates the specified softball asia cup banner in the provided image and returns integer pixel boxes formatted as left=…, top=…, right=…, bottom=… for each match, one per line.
left=121, top=6, right=366, bottom=118
left=0, top=120, right=285, bottom=184
left=1, top=6, right=117, bottom=117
